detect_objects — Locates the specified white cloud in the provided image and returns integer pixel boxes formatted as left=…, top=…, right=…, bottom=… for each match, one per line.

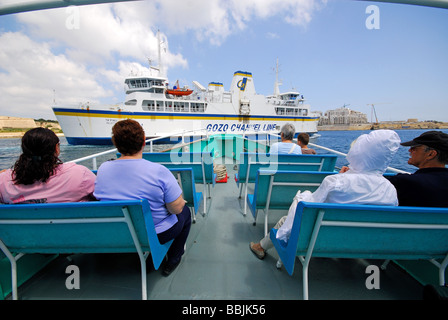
left=0, top=0, right=326, bottom=119
left=0, top=31, right=111, bottom=119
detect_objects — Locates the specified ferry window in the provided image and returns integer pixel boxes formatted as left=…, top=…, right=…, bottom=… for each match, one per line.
left=190, top=102, right=206, bottom=112
left=166, top=103, right=173, bottom=111
left=125, top=99, right=137, bottom=105
left=276, top=107, right=285, bottom=115
left=172, top=101, right=188, bottom=112
left=156, top=101, right=164, bottom=111
left=135, top=79, right=147, bottom=88
left=142, top=100, right=155, bottom=111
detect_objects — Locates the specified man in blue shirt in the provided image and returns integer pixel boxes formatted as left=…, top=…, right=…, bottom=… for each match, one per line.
left=269, top=123, right=302, bottom=155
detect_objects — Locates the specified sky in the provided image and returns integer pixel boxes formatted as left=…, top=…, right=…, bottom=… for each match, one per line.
left=0, top=0, right=447, bottom=122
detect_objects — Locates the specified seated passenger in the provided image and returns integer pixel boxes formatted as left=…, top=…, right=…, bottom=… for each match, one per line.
left=297, top=132, right=316, bottom=154
left=94, top=119, right=190, bottom=276
left=386, top=130, right=448, bottom=207
left=269, top=123, right=302, bottom=155
left=0, top=127, right=96, bottom=204
left=250, top=129, right=400, bottom=259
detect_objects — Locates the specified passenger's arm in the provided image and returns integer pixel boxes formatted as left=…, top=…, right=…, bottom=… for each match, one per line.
left=166, top=194, right=186, bottom=215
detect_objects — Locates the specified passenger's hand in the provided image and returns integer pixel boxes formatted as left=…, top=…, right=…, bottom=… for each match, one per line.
left=339, top=166, right=350, bottom=173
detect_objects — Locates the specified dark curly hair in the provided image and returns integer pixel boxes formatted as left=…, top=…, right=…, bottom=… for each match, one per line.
left=112, top=119, right=145, bottom=155
left=12, top=127, right=62, bottom=185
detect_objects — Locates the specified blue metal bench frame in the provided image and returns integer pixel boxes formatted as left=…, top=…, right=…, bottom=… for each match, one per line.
left=169, top=168, right=203, bottom=223
left=247, top=170, right=337, bottom=235
left=236, top=153, right=337, bottom=216
left=0, top=200, right=173, bottom=300
left=270, top=201, right=448, bottom=300
left=140, top=152, right=215, bottom=215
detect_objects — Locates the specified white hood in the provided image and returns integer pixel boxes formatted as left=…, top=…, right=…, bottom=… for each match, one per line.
left=346, top=130, right=400, bottom=174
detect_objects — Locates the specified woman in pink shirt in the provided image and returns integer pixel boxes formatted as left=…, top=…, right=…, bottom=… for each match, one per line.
left=0, top=128, right=96, bottom=204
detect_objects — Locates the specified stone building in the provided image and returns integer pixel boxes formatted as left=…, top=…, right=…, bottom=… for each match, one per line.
left=0, top=116, right=36, bottom=129
left=318, top=106, right=368, bottom=126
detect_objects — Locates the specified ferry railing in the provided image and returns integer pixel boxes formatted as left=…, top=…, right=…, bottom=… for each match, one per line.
left=307, top=142, right=409, bottom=174
left=67, top=127, right=211, bottom=170
left=67, top=129, right=409, bottom=174
left=240, top=131, right=409, bottom=174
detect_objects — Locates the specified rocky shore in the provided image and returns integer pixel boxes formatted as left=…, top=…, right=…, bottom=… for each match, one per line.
left=0, top=116, right=62, bottom=139
left=318, top=121, right=448, bottom=131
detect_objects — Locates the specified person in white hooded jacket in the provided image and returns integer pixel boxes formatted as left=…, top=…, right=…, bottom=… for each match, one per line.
left=250, top=129, right=401, bottom=259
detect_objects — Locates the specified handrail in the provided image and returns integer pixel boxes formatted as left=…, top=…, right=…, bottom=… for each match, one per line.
left=309, top=142, right=409, bottom=174
left=67, top=131, right=409, bottom=174
left=68, top=127, right=210, bottom=169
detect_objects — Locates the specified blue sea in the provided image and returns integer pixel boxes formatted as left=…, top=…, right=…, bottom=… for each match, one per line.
left=1, top=129, right=447, bottom=173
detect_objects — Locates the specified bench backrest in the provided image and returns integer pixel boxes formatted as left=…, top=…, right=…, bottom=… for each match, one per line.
left=169, top=168, right=202, bottom=214
left=0, top=200, right=169, bottom=268
left=140, top=152, right=214, bottom=185
left=253, top=170, right=337, bottom=209
left=238, top=153, right=337, bottom=184
left=281, top=201, right=448, bottom=275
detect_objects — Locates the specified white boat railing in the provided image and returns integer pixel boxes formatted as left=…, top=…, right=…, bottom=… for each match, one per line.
left=67, top=127, right=211, bottom=170
left=67, top=130, right=409, bottom=174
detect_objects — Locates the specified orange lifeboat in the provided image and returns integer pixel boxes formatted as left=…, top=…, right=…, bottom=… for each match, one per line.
left=166, top=80, right=193, bottom=96
left=166, top=88, right=193, bottom=96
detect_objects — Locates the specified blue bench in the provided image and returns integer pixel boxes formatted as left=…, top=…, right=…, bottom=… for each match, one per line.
left=270, top=201, right=448, bottom=300
left=169, top=168, right=203, bottom=222
left=0, top=200, right=172, bottom=300
left=236, top=153, right=337, bottom=216
left=247, top=170, right=337, bottom=235
left=140, top=152, right=215, bottom=215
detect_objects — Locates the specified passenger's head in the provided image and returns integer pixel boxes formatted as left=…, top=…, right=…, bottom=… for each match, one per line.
left=346, top=130, right=400, bottom=174
left=297, top=132, right=310, bottom=146
left=13, top=127, right=62, bottom=185
left=400, top=130, right=448, bottom=168
left=112, top=119, right=145, bottom=156
left=280, top=123, right=295, bottom=141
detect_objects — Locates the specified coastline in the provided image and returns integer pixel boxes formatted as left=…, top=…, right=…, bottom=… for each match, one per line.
left=0, top=132, right=65, bottom=139
left=2, top=122, right=448, bottom=139
left=1, top=118, right=447, bottom=139
left=318, top=121, right=448, bottom=131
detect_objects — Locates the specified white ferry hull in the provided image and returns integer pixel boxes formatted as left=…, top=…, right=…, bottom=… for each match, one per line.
left=52, top=107, right=319, bottom=145
left=53, top=66, right=319, bottom=145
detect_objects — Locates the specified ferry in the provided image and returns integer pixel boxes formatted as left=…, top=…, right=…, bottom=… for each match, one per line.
left=52, top=56, right=319, bottom=145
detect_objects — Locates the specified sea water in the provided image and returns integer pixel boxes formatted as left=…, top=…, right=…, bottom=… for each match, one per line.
left=0, top=129, right=447, bottom=173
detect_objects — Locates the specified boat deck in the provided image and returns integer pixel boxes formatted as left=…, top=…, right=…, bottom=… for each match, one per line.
left=15, top=160, right=423, bottom=300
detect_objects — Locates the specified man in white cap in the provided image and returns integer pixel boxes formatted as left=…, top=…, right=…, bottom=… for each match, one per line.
left=386, top=130, right=448, bottom=207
